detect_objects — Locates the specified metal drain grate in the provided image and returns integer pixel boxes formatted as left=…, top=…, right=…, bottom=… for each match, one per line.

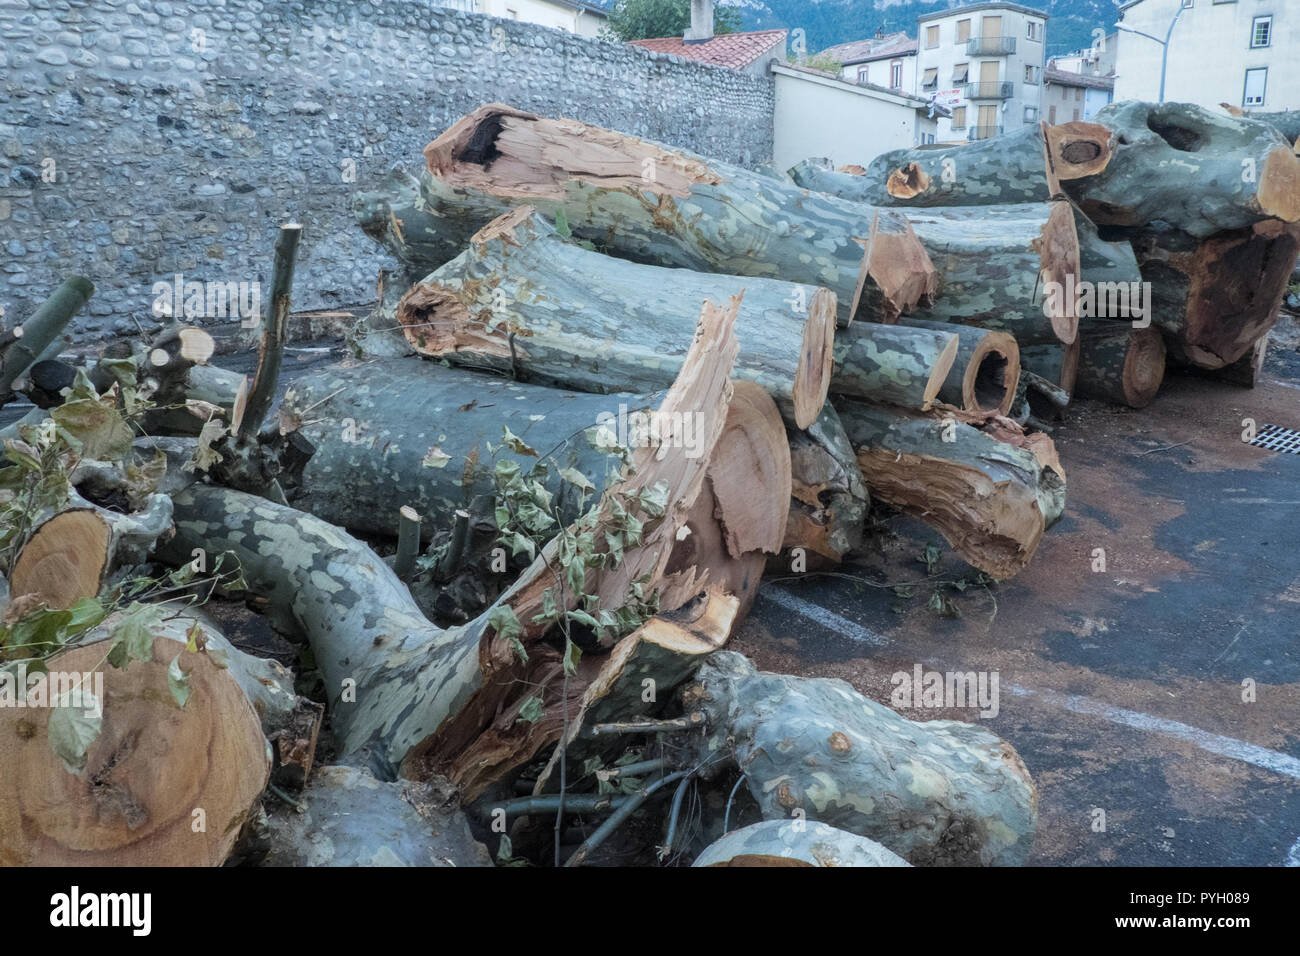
left=1249, top=424, right=1300, bottom=454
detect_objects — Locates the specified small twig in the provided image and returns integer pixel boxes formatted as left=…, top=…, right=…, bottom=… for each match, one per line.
left=494, top=793, right=627, bottom=817
left=394, top=505, right=422, bottom=578
left=722, top=775, right=746, bottom=835
left=588, top=713, right=705, bottom=737
left=659, top=773, right=694, bottom=860
left=1134, top=439, right=1194, bottom=457
left=267, top=782, right=306, bottom=813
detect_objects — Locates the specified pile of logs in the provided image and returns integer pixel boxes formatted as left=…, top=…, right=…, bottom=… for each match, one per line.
left=1, top=99, right=1295, bottom=868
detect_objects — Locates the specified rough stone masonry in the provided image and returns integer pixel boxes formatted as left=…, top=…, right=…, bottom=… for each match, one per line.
left=0, top=0, right=775, bottom=339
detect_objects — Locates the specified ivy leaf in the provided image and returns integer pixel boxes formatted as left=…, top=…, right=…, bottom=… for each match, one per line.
left=558, top=467, right=594, bottom=493
left=185, top=621, right=202, bottom=653
left=167, top=654, right=192, bottom=709
left=488, top=605, right=526, bottom=663
left=48, top=690, right=102, bottom=775
left=636, top=481, right=671, bottom=518
left=185, top=418, right=228, bottom=473
left=422, top=445, right=452, bottom=469
left=50, top=397, right=133, bottom=462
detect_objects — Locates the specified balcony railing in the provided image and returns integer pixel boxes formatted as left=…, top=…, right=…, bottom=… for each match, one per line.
left=966, top=35, right=1016, bottom=55
left=969, top=125, right=1004, bottom=141
left=966, top=81, right=1013, bottom=99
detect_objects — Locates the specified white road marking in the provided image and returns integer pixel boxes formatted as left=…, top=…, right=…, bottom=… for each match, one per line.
left=766, top=585, right=1300, bottom=780
left=1285, top=837, right=1300, bottom=867
left=759, top=587, right=888, bottom=645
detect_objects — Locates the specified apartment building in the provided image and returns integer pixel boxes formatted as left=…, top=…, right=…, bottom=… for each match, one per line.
left=442, top=0, right=609, bottom=38
left=821, top=31, right=921, bottom=95
left=915, top=2, right=1049, bottom=141
left=1114, top=0, right=1298, bottom=111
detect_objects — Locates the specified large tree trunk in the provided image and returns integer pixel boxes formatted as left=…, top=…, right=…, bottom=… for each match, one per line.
left=1075, top=323, right=1166, bottom=409
left=396, top=206, right=834, bottom=428
left=1130, top=219, right=1300, bottom=368
left=901, top=201, right=1081, bottom=344
left=419, top=103, right=939, bottom=325
left=0, top=614, right=290, bottom=866
left=790, top=122, right=1111, bottom=208
left=896, top=318, right=1020, bottom=415
left=1, top=276, right=94, bottom=404
left=1019, top=339, right=1081, bottom=399
left=838, top=400, right=1065, bottom=578
left=161, top=297, right=790, bottom=803
left=683, top=651, right=1039, bottom=866
left=1063, top=101, right=1300, bottom=238
left=829, top=321, right=958, bottom=411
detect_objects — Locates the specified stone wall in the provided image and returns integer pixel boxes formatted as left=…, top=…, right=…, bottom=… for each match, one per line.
left=0, top=0, right=775, bottom=338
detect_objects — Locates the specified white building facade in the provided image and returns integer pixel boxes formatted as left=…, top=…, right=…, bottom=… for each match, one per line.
left=915, top=1, right=1049, bottom=141
left=445, top=0, right=608, bottom=38
left=1114, top=0, right=1300, bottom=112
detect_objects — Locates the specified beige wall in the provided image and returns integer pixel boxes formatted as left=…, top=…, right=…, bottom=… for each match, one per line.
left=474, top=0, right=605, bottom=37
left=774, top=66, right=927, bottom=170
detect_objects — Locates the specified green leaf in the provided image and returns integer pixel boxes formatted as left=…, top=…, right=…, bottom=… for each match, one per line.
left=488, top=606, right=526, bottom=663
left=51, top=397, right=133, bottom=462
left=558, top=467, right=595, bottom=493
left=516, top=695, right=544, bottom=725
left=167, top=654, right=192, bottom=709
left=65, top=597, right=107, bottom=636
left=48, top=690, right=102, bottom=775
left=185, top=621, right=201, bottom=653
left=186, top=418, right=228, bottom=473
left=108, top=603, right=167, bottom=665
left=562, top=638, right=582, bottom=676
left=554, top=208, right=572, bottom=238
left=636, top=481, right=671, bottom=518
left=422, top=445, right=452, bottom=469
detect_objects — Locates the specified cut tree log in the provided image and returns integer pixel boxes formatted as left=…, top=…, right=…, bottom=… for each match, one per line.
left=1, top=276, right=94, bottom=404
left=1063, top=101, right=1300, bottom=238
left=1019, top=339, right=1082, bottom=399
left=682, top=651, right=1038, bottom=866
left=692, top=820, right=911, bottom=867
left=838, top=400, right=1065, bottom=578
left=1130, top=219, right=1300, bottom=368
left=829, top=321, right=957, bottom=411
left=782, top=404, right=870, bottom=564
left=1199, top=330, right=1271, bottom=387
left=161, top=297, right=766, bottom=802
left=901, top=201, right=1081, bottom=344
left=791, top=125, right=1056, bottom=207
left=1241, top=109, right=1300, bottom=146
left=397, top=206, right=835, bottom=428
left=896, top=318, right=1019, bottom=415
left=1074, top=323, right=1166, bottom=409
left=420, top=103, right=939, bottom=325
left=0, top=613, right=288, bottom=866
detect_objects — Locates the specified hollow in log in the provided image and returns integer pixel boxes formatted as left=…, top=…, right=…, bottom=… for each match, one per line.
left=896, top=318, right=1020, bottom=415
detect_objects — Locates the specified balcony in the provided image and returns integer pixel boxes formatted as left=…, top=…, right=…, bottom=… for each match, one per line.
left=969, top=125, right=1004, bottom=141
left=966, top=81, right=1013, bottom=99
left=966, top=35, right=1016, bottom=55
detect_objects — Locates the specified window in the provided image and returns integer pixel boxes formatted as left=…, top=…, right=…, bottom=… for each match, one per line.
left=1181, top=0, right=1193, bottom=7
left=922, top=67, right=939, bottom=89
left=951, top=106, right=967, bottom=129
left=1024, top=65, right=1038, bottom=84
left=956, top=19, right=971, bottom=42
left=1076, top=87, right=1083, bottom=101
left=926, top=25, right=939, bottom=49
left=1026, top=21, right=1042, bottom=41
left=1024, top=106, right=1038, bottom=122
left=858, top=67, right=869, bottom=83
left=891, top=60, right=903, bottom=88
left=952, top=62, right=969, bottom=83
left=1244, top=66, right=1267, bottom=105
left=1048, top=105, right=1057, bottom=124
left=1252, top=16, right=1272, bottom=48
left=1073, top=108, right=1080, bottom=122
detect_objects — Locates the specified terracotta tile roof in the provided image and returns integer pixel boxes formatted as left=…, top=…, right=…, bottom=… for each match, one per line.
left=1043, top=67, right=1115, bottom=91
left=819, top=32, right=917, bottom=65
left=628, top=29, right=787, bottom=70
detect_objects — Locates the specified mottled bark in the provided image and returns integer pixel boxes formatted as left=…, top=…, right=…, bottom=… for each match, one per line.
left=683, top=651, right=1038, bottom=866
left=897, top=318, right=1019, bottom=415
left=1, top=276, right=94, bottom=401
left=783, top=404, right=870, bottom=563
left=692, top=820, right=910, bottom=867
left=1075, top=323, right=1166, bottom=409
left=830, top=321, right=957, bottom=410
left=1019, top=339, right=1081, bottom=398
left=259, top=766, right=492, bottom=867
left=838, top=400, right=1064, bottom=578
left=398, top=206, right=834, bottom=428
left=902, top=200, right=1081, bottom=344
left=420, top=103, right=939, bottom=325
left=1064, top=102, right=1300, bottom=238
